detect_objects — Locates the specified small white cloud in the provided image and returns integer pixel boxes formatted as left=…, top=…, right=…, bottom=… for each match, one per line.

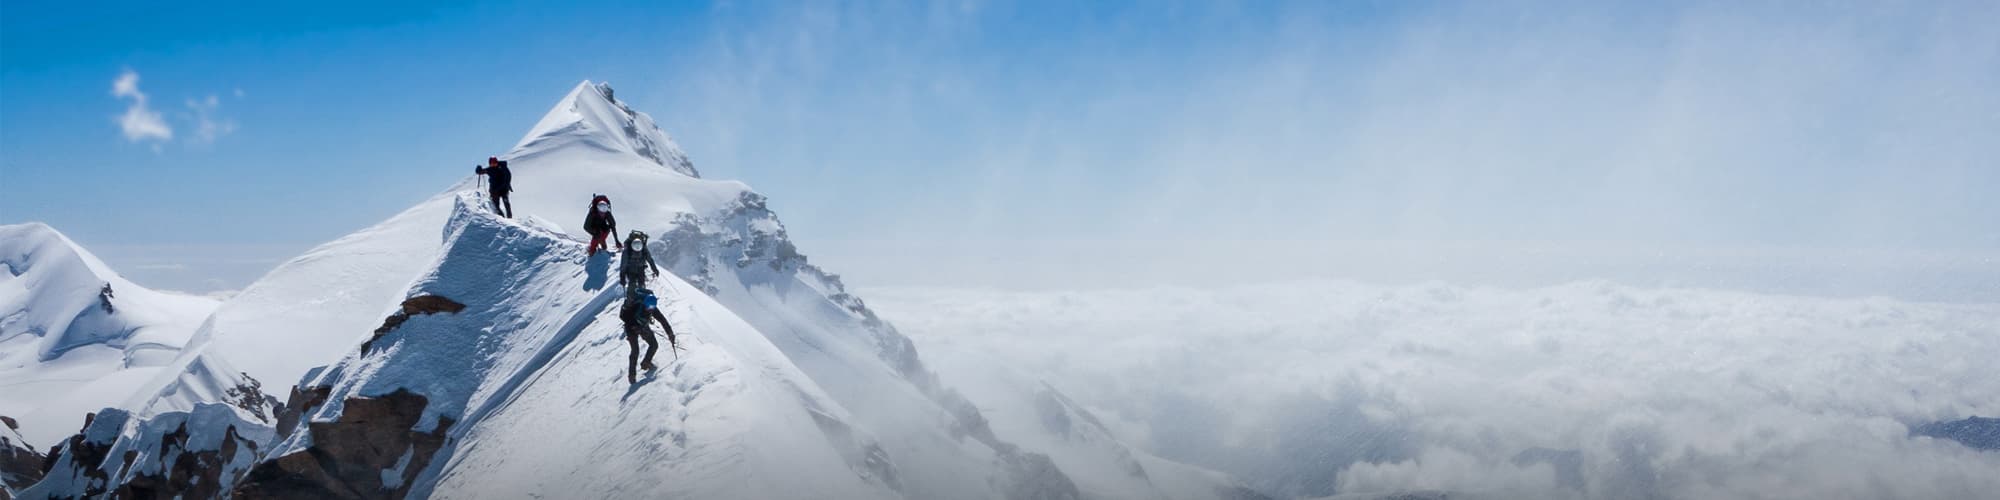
left=111, top=69, right=173, bottom=144
left=185, top=94, right=237, bottom=145
left=232, top=88, right=245, bottom=98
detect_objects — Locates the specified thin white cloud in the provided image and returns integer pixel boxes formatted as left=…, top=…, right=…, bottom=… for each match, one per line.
left=185, top=94, right=237, bottom=145
left=111, top=69, right=172, bottom=145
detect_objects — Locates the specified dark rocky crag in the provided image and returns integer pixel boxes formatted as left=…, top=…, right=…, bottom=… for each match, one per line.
left=235, top=388, right=451, bottom=500
left=2, top=416, right=47, bottom=499
left=1912, top=415, right=2000, bottom=451
left=23, top=406, right=270, bottom=500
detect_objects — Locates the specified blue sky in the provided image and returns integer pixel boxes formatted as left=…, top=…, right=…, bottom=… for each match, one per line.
left=3, top=1, right=1997, bottom=297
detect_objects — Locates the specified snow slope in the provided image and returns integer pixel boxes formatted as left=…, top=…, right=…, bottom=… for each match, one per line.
left=264, top=196, right=895, bottom=499
left=69, top=80, right=1251, bottom=498
left=0, top=223, right=219, bottom=448
left=118, top=194, right=457, bottom=423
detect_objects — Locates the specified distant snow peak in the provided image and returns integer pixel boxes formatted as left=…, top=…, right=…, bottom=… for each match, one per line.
left=0, top=222, right=220, bottom=448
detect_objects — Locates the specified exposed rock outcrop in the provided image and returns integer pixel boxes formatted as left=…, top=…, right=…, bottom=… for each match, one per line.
left=1, top=416, right=45, bottom=498
left=225, top=374, right=285, bottom=424
left=1912, top=415, right=2000, bottom=451
left=19, top=405, right=273, bottom=500
left=236, top=389, right=450, bottom=499
left=110, top=418, right=262, bottom=499
left=362, top=295, right=466, bottom=352
left=30, top=411, right=126, bottom=498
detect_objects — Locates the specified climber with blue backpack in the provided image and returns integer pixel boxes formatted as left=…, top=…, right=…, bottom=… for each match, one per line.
left=621, top=286, right=679, bottom=383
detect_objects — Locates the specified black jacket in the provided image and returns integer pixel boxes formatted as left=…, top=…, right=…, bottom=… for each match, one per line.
left=585, top=210, right=616, bottom=235
left=476, top=162, right=513, bottom=193
left=620, top=295, right=676, bottom=343
left=584, top=196, right=616, bottom=235
left=620, top=245, right=659, bottom=281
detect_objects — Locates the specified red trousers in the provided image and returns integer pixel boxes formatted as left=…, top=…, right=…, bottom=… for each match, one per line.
left=588, top=230, right=611, bottom=255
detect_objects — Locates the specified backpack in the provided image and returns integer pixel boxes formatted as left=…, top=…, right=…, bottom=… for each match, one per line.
left=621, top=287, right=654, bottom=325
left=621, top=231, right=652, bottom=276
left=584, top=195, right=613, bottom=232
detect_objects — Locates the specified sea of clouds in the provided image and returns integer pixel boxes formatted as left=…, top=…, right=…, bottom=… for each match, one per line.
left=867, top=281, right=2000, bottom=499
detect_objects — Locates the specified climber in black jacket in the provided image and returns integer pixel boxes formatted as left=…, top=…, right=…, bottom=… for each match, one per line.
left=619, top=230, right=660, bottom=288
left=621, top=287, right=678, bottom=383
left=474, top=157, right=513, bottom=218
left=585, top=195, right=616, bottom=256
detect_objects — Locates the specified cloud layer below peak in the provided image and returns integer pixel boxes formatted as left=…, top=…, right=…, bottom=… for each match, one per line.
left=871, top=280, right=2000, bottom=499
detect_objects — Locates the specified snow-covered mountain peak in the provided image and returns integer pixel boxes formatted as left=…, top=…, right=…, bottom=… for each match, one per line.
left=17, top=81, right=1264, bottom=499
left=0, top=223, right=218, bottom=448
left=513, top=80, right=699, bottom=178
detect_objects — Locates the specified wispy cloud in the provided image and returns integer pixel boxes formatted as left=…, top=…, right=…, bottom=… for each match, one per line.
left=111, top=69, right=172, bottom=146
left=110, top=69, right=240, bottom=149
left=184, top=94, right=237, bottom=145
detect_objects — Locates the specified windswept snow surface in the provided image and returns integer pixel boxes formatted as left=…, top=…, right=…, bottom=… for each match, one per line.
left=0, top=223, right=218, bottom=448
left=517, top=80, right=698, bottom=177
left=278, top=197, right=895, bottom=499
left=868, top=282, right=2000, bottom=500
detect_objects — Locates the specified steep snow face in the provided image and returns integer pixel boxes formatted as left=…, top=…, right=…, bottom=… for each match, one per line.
left=263, top=197, right=895, bottom=499
left=515, top=80, right=699, bottom=178
left=121, top=193, right=459, bottom=424
left=649, top=193, right=1097, bottom=499
left=0, top=223, right=218, bottom=448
